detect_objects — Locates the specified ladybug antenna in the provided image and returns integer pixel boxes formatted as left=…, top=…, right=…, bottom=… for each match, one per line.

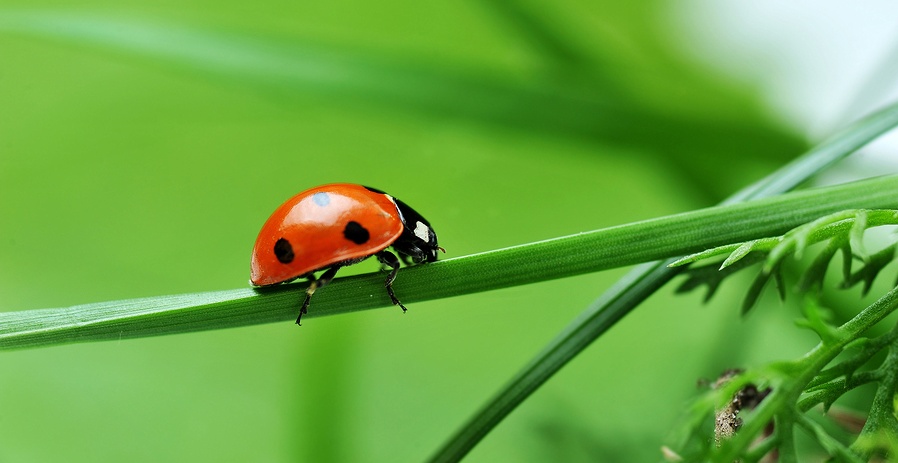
left=438, top=246, right=446, bottom=253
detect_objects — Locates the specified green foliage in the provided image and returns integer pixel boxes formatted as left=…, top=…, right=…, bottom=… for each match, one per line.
left=4, top=177, right=898, bottom=351
left=666, top=210, right=898, bottom=461
left=673, top=209, right=898, bottom=313
left=2, top=3, right=898, bottom=462
left=427, top=101, right=898, bottom=462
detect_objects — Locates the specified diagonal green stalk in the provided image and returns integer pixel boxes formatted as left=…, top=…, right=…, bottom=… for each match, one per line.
left=714, top=286, right=898, bottom=461
left=849, top=317, right=898, bottom=457
left=428, top=100, right=898, bottom=462
left=2, top=175, right=898, bottom=351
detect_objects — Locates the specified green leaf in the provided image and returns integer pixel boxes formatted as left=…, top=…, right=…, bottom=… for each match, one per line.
left=722, top=239, right=774, bottom=269
left=668, top=242, right=744, bottom=267
left=850, top=209, right=870, bottom=260
left=430, top=100, right=898, bottom=463
left=798, top=234, right=849, bottom=292
left=713, top=285, right=898, bottom=462
left=842, top=243, right=898, bottom=295
left=806, top=335, right=883, bottom=388
left=851, top=321, right=898, bottom=458
left=741, top=261, right=782, bottom=315
left=794, top=298, right=842, bottom=345
left=4, top=175, right=898, bottom=351
left=763, top=211, right=856, bottom=272
left=678, top=208, right=898, bottom=307
left=795, top=414, right=865, bottom=463
left=675, top=253, right=766, bottom=302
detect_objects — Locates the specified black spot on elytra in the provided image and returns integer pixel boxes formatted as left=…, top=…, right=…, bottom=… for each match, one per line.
left=274, top=238, right=294, bottom=263
left=343, top=221, right=370, bottom=245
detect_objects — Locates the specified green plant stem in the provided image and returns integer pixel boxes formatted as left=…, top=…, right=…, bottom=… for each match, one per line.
left=672, top=210, right=898, bottom=268
left=798, top=371, right=880, bottom=412
left=775, top=412, right=798, bottom=463
left=715, top=285, right=898, bottom=461
left=795, top=413, right=864, bottom=463
left=3, top=176, right=898, bottom=351
left=429, top=100, right=898, bottom=463
left=850, top=320, right=898, bottom=457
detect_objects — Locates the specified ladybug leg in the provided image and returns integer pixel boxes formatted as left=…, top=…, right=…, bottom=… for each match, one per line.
left=376, top=250, right=408, bottom=313
left=398, top=253, right=415, bottom=266
left=296, top=266, right=341, bottom=325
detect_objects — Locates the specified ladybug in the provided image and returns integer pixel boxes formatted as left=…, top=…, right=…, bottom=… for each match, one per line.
left=251, top=183, right=442, bottom=325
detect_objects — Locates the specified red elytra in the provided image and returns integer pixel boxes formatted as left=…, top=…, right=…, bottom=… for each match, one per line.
left=251, top=183, right=442, bottom=325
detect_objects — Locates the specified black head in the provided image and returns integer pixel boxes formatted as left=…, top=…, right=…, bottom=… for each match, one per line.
left=390, top=197, right=441, bottom=264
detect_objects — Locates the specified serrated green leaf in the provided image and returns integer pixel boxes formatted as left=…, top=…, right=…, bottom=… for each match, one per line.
left=842, top=241, right=855, bottom=282
left=668, top=243, right=743, bottom=267
left=764, top=239, right=797, bottom=274
left=6, top=176, right=898, bottom=351
left=673, top=261, right=727, bottom=302
left=850, top=209, right=870, bottom=261
left=842, top=243, right=898, bottom=295
left=796, top=414, right=866, bottom=463
left=675, top=253, right=768, bottom=302
left=742, top=264, right=777, bottom=315
left=721, top=240, right=763, bottom=269
left=798, top=235, right=847, bottom=292
left=794, top=298, right=841, bottom=345
left=773, top=266, right=787, bottom=301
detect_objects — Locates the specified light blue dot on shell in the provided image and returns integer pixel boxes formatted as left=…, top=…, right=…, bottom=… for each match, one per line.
left=312, top=192, right=330, bottom=207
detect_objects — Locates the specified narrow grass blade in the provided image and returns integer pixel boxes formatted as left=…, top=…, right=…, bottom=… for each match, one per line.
left=3, top=175, right=898, bottom=351
left=428, top=100, right=898, bottom=462
left=0, top=10, right=798, bottom=156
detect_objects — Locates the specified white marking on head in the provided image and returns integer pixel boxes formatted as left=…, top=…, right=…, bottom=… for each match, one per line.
left=414, top=221, right=430, bottom=242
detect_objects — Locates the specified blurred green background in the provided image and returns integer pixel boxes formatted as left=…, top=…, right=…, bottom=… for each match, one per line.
left=1, top=2, right=893, bottom=462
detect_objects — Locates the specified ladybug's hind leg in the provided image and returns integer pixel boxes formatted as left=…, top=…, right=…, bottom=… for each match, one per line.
left=376, top=250, right=408, bottom=313
left=297, top=266, right=341, bottom=325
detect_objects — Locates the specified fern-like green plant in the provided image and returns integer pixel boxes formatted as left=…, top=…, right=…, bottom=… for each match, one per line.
left=427, top=101, right=898, bottom=462
left=665, top=210, right=898, bottom=461
left=4, top=5, right=898, bottom=462
left=2, top=99, right=898, bottom=461
left=2, top=176, right=897, bottom=351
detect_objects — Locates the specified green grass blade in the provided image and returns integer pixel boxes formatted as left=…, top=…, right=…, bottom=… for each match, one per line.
left=427, top=100, right=898, bottom=462
left=732, top=102, right=898, bottom=201
left=478, top=0, right=592, bottom=67
left=2, top=174, right=898, bottom=351
left=0, top=10, right=797, bottom=156
left=0, top=11, right=623, bottom=138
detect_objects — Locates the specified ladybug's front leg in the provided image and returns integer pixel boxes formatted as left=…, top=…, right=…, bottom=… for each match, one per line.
left=376, top=250, right=408, bottom=313
left=297, top=266, right=341, bottom=325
